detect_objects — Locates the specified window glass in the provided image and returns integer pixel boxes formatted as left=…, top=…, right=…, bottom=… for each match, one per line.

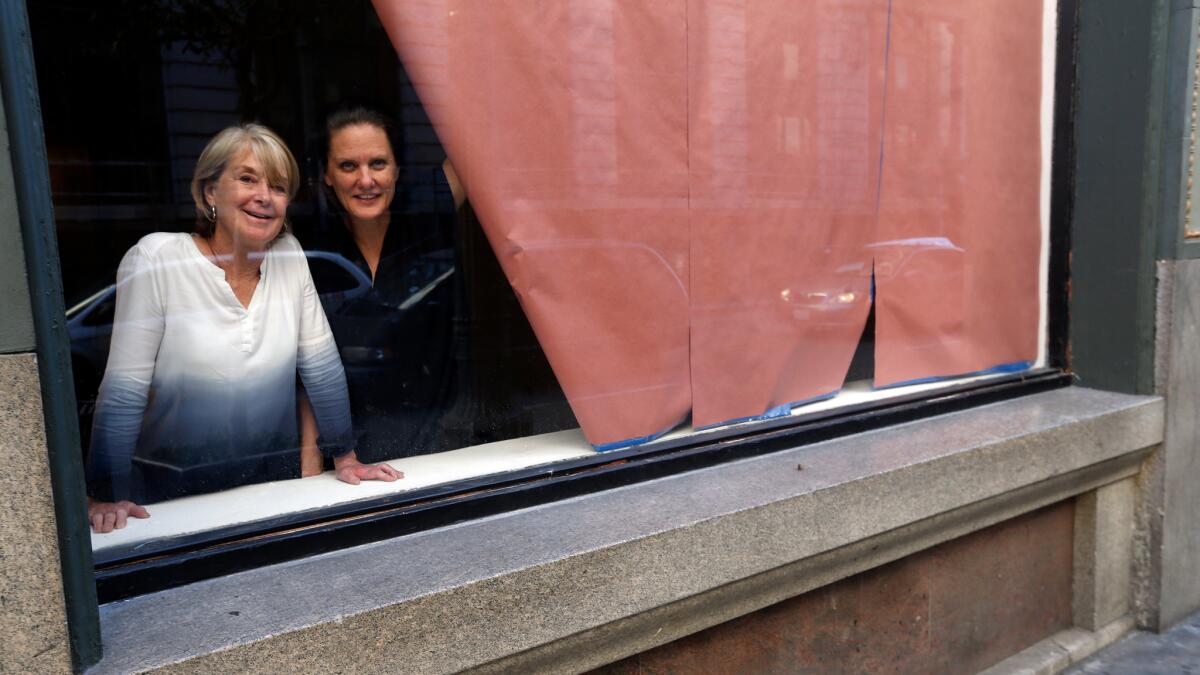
left=30, top=0, right=1056, bottom=558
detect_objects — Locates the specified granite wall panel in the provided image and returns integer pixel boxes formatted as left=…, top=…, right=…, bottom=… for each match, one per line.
left=596, top=500, right=1074, bottom=674
left=0, top=353, right=71, bottom=673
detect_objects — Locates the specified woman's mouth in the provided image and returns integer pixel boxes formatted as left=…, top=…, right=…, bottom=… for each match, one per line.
left=243, top=209, right=276, bottom=221
left=353, top=193, right=382, bottom=202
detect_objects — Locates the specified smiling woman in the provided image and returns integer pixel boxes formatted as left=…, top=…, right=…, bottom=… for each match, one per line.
left=85, top=124, right=399, bottom=534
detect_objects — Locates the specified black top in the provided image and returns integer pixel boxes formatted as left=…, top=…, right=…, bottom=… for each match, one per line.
left=301, top=179, right=458, bottom=461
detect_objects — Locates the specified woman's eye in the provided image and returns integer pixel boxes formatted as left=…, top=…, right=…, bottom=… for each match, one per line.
left=271, top=184, right=287, bottom=194
left=238, top=175, right=255, bottom=184
left=370, top=159, right=389, bottom=169
left=339, top=162, right=355, bottom=171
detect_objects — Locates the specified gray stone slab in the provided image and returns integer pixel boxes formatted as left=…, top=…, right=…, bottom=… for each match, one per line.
left=1074, top=478, right=1136, bottom=630
left=90, top=387, right=1163, bottom=674
left=1147, top=259, right=1200, bottom=629
left=0, top=353, right=71, bottom=672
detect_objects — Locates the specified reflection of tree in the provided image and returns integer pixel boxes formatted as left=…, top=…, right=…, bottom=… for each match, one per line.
left=112, top=0, right=369, bottom=118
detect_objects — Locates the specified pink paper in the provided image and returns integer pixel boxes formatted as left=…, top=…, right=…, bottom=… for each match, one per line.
left=373, top=0, right=692, bottom=446
left=372, top=0, right=1045, bottom=445
left=874, top=0, right=1042, bottom=385
left=687, top=0, right=888, bottom=427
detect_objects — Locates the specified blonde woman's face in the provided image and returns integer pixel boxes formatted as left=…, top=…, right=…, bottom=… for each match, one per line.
left=205, top=148, right=289, bottom=248
left=324, top=123, right=398, bottom=226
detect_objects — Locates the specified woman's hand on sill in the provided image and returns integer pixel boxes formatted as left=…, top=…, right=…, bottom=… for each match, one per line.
left=333, top=450, right=403, bottom=485
left=88, top=497, right=150, bottom=533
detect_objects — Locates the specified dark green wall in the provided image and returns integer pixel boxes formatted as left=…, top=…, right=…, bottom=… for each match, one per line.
left=1069, top=0, right=1168, bottom=394
left=0, top=98, right=35, bottom=353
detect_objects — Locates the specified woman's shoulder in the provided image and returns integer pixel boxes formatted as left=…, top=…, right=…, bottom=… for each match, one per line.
left=129, top=232, right=194, bottom=259
left=265, top=232, right=313, bottom=278
left=272, top=231, right=303, bottom=252
left=267, top=232, right=305, bottom=265
left=119, top=232, right=198, bottom=271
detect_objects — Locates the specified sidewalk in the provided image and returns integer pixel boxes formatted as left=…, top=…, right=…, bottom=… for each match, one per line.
left=1065, top=611, right=1200, bottom=674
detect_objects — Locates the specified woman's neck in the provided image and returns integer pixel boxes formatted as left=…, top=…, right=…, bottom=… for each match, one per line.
left=204, top=230, right=264, bottom=282
left=346, top=213, right=390, bottom=280
left=347, top=213, right=390, bottom=250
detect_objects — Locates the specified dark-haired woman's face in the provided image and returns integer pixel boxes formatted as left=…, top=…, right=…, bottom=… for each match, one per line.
left=325, top=123, right=398, bottom=226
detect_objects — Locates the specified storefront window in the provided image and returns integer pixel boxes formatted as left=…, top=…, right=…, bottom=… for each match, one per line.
left=30, top=0, right=1056, bottom=560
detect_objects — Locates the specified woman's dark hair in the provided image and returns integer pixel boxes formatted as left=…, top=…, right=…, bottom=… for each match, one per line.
left=321, top=105, right=399, bottom=164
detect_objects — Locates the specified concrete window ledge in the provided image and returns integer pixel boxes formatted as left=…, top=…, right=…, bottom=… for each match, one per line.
left=90, top=387, right=1163, bottom=674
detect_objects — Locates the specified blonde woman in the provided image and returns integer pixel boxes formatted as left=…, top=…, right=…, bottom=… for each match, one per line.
left=87, top=123, right=399, bottom=534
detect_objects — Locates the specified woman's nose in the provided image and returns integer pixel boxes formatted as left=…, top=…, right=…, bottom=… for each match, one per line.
left=356, top=167, right=376, bottom=187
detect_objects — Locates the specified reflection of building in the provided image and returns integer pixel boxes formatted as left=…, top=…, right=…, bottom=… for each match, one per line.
left=3, top=2, right=1200, bottom=673
left=160, top=43, right=241, bottom=209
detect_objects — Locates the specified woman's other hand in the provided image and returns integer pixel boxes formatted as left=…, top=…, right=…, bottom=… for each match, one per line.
left=333, top=451, right=403, bottom=485
left=87, top=498, right=150, bottom=533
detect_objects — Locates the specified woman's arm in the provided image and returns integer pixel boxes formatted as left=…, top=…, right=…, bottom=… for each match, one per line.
left=298, top=362, right=401, bottom=482
left=294, top=246, right=401, bottom=483
left=297, top=387, right=323, bottom=477
left=443, top=157, right=465, bottom=210
left=87, top=244, right=163, bottom=531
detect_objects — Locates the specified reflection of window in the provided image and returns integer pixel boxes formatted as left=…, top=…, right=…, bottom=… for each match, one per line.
left=29, top=0, right=1065, bottom=599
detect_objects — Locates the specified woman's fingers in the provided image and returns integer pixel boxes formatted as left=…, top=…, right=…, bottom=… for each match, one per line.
left=88, top=500, right=150, bottom=533
left=373, top=464, right=401, bottom=481
left=335, top=462, right=403, bottom=484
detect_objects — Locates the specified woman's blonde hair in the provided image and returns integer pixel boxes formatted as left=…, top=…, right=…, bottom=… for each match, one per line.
left=190, top=123, right=301, bottom=237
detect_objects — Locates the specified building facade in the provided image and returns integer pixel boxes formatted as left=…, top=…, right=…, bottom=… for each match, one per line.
left=1, top=0, right=1199, bottom=672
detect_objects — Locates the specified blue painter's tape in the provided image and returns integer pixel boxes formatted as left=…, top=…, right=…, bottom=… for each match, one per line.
left=874, top=359, right=1034, bottom=390
left=593, top=417, right=687, bottom=453
left=593, top=358, right=1031, bottom=452
left=694, top=390, right=839, bottom=432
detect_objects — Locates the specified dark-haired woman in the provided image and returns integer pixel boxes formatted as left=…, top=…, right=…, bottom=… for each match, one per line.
left=299, top=107, right=463, bottom=474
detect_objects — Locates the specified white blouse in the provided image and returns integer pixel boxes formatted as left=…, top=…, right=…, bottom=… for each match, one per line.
left=87, top=232, right=352, bottom=503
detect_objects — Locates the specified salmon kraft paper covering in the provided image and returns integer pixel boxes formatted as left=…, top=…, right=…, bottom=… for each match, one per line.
left=371, top=0, right=1043, bottom=445
left=874, top=0, right=1042, bottom=386
left=372, top=0, right=692, bottom=447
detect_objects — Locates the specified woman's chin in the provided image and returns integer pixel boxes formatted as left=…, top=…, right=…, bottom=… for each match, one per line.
left=237, top=222, right=283, bottom=247
left=346, top=204, right=388, bottom=224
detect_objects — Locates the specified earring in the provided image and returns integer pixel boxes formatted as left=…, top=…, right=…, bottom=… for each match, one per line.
left=207, top=204, right=217, bottom=222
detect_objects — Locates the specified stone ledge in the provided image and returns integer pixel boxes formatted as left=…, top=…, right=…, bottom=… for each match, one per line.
left=91, top=387, right=1164, bottom=674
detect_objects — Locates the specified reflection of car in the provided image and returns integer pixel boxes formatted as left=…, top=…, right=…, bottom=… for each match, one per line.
left=866, top=236, right=965, bottom=281
left=773, top=237, right=966, bottom=326
left=319, top=248, right=456, bottom=410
